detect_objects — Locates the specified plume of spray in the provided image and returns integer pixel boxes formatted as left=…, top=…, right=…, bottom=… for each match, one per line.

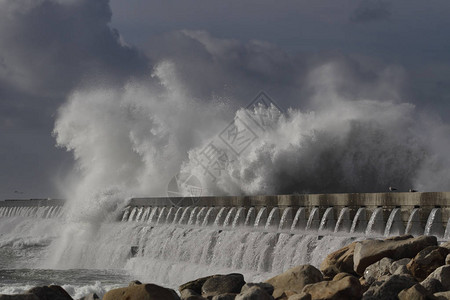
left=182, top=62, right=431, bottom=195
left=48, top=58, right=450, bottom=268
left=47, top=61, right=232, bottom=268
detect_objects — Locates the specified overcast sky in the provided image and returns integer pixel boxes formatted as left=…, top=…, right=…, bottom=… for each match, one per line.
left=1, top=0, right=450, bottom=200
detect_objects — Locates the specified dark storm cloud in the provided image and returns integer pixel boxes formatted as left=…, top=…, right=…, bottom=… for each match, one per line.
left=0, top=0, right=148, bottom=200
left=350, top=0, right=391, bottom=23
left=2, top=0, right=450, bottom=199
left=142, top=30, right=408, bottom=111
left=0, top=0, right=147, bottom=98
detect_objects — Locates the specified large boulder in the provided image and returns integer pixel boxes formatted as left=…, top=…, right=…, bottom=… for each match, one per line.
left=265, top=265, right=323, bottom=299
left=320, top=241, right=358, bottom=278
left=240, top=283, right=274, bottom=296
left=421, top=265, right=450, bottom=292
left=27, top=286, right=73, bottom=300
left=398, top=284, right=438, bottom=300
left=180, top=275, right=215, bottom=294
left=202, top=274, right=245, bottom=298
left=103, top=283, right=179, bottom=300
left=354, top=235, right=437, bottom=275
left=407, top=246, right=449, bottom=281
left=235, top=286, right=273, bottom=300
left=364, top=257, right=393, bottom=285
left=362, top=275, right=416, bottom=300
left=302, top=275, right=362, bottom=300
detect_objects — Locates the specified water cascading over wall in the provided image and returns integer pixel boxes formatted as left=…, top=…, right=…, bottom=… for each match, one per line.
left=1, top=192, right=450, bottom=285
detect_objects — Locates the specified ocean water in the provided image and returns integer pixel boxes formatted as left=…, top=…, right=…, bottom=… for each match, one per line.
left=0, top=215, right=131, bottom=299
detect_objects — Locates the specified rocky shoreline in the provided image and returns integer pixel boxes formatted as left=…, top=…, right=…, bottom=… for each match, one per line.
left=2, top=235, right=450, bottom=300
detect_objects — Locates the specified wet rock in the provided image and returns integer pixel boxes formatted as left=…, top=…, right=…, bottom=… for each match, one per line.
left=354, top=235, right=437, bottom=275
left=240, top=283, right=274, bottom=296
left=103, top=283, right=180, bottom=300
left=26, top=285, right=73, bottom=300
left=180, top=275, right=215, bottom=294
left=398, top=284, right=437, bottom=300
left=202, top=274, right=245, bottom=298
left=364, top=257, right=393, bottom=285
left=421, top=265, right=450, bottom=292
left=265, top=265, right=323, bottom=299
left=320, top=241, right=358, bottom=278
left=235, top=286, right=273, bottom=300
left=302, top=275, right=362, bottom=300
left=362, top=274, right=416, bottom=300
left=407, top=246, right=449, bottom=281
left=434, top=291, right=450, bottom=300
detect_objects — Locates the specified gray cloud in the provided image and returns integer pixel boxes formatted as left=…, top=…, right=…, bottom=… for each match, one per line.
left=350, top=0, right=391, bottom=23
left=2, top=0, right=450, bottom=199
left=0, top=0, right=148, bottom=200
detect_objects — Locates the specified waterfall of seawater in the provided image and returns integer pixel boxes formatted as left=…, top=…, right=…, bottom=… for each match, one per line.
left=2, top=203, right=450, bottom=290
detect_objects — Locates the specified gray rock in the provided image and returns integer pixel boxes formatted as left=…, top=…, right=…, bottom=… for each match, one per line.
left=407, top=246, right=449, bottom=281
left=265, top=264, right=323, bottom=299
left=390, top=258, right=411, bottom=274
left=320, top=241, right=358, bottom=278
left=364, top=257, right=393, bottom=285
left=302, top=275, right=362, bottom=300
left=362, top=274, right=416, bottom=300
left=354, top=235, right=437, bottom=276
left=240, top=283, right=273, bottom=296
left=236, top=286, right=273, bottom=300
left=446, top=254, right=450, bottom=265
left=202, top=274, right=245, bottom=298
left=421, top=265, right=450, bottom=291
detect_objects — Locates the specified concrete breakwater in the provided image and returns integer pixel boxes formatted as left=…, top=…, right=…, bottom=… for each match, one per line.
left=2, top=192, right=450, bottom=238
left=123, top=192, right=450, bottom=238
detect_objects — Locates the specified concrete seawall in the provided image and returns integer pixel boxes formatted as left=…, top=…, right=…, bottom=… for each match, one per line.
left=2, top=192, right=450, bottom=234
left=129, top=192, right=450, bottom=231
